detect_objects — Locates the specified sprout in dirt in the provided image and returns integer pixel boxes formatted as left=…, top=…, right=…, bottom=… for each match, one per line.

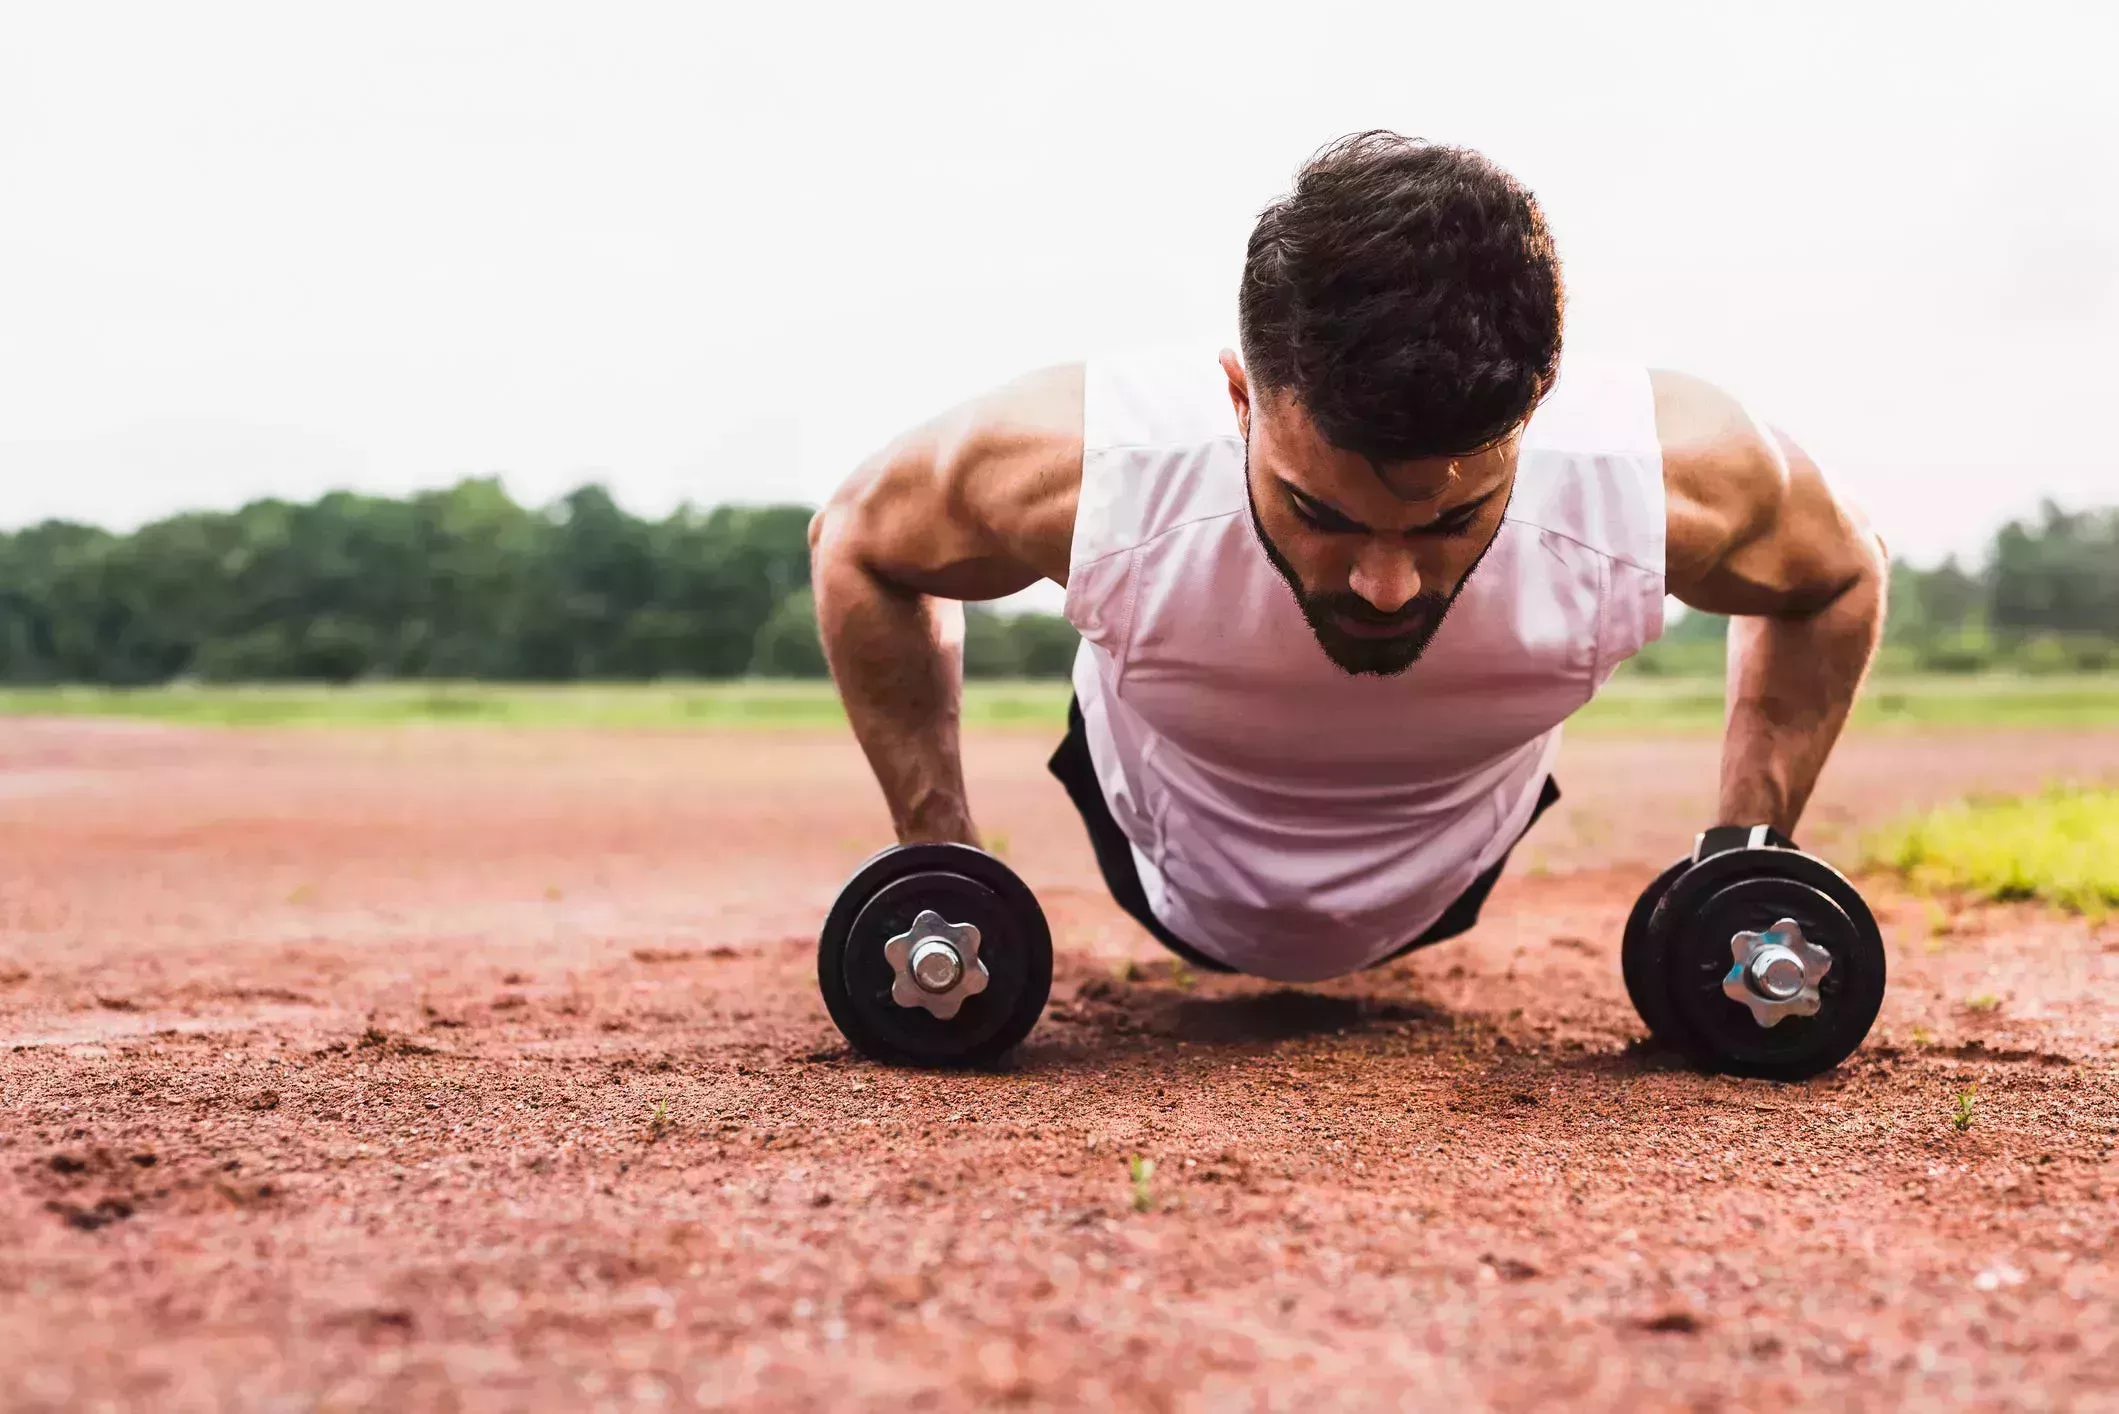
left=1128, top=1155, right=1156, bottom=1212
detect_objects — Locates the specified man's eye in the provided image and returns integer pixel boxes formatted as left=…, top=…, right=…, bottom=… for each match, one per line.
left=1292, top=503, right=1354, bottom=533
left=1415, top=514, right=1480, bottom=540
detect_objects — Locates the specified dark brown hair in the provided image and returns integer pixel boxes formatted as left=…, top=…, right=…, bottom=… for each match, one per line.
left=1238, top=132, right=1565, bottom=464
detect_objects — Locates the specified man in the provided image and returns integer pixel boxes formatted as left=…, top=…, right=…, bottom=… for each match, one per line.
left=809, top=132, right=1885, bottom=983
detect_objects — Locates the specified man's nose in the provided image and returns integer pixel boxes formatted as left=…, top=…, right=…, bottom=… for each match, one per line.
left=1347, top=544, right=1422, bottom=615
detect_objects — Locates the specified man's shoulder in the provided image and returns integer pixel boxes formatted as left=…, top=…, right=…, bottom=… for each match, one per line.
left=1646, top=369, right=1793, bottom=590
left=1647, top=369, right=1779, bottom=486
left=1648, top=370, right=1788, bottom=521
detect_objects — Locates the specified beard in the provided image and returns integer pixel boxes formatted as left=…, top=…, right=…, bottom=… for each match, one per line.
left=1244, top=459, right=1501, bottom=679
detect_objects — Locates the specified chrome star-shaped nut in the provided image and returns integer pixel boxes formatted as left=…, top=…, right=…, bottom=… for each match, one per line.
left=1721, top=918, right=1832, bottom=1028
left=883, top=910, right=990, bottom=1020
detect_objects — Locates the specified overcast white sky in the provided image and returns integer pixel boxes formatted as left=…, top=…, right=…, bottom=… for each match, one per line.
left=3, top=0, right=2114, bottom=578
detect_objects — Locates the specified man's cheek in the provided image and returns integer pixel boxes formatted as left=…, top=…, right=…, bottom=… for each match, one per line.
left=1307, top=544, right=1357, bottom=591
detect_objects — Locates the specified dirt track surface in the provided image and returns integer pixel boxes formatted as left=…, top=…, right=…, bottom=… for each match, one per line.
left=3, top=720, right=2117, bottom=1411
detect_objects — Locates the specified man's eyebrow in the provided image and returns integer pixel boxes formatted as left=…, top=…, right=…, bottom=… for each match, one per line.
left=1418, top=486, right=1502, bottom=529
left=1279, top=479, right=1368, bottom=529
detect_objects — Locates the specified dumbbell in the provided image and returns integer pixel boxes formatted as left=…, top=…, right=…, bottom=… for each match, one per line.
left=817, top=842, right=1053, bottom=1066
left=1621, top=825, right=1886, bottom=1081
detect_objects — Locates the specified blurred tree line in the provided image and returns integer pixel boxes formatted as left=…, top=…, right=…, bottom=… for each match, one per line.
left=0, top=479, right=1080, bottom=684
left=2, top=482, right=2110, bottom=684
left=1632, top=500, right=2119, bottom=676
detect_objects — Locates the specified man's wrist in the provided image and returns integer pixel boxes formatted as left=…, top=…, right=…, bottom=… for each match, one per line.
left=896, top=801, right=979, bottom=848
left=1714, top=766, right=1795, bottom=840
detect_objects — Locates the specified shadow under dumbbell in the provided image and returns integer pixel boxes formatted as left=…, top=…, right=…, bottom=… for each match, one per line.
left=1168, top=989, right=1445, bottom=1045
left=1549, top=1036, right=1696, bottom=1078
left=1019, top=970, right=1453, bottom=1066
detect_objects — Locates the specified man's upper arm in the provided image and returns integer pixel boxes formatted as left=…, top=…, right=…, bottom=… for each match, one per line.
left=1653, top=369, right=1883, bottom=617
left=812, top=365, right=1084, bottom=601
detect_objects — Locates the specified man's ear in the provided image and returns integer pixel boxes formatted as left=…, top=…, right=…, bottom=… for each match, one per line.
left=1219, top=348, right=1251, bottom=440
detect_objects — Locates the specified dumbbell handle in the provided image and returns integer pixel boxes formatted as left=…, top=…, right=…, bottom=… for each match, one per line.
left=1693, top=823, right=1797, bottom=863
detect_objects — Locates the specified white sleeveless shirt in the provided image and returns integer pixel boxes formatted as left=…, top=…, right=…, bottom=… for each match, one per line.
left=1063, top=351, right=1667, bottom=981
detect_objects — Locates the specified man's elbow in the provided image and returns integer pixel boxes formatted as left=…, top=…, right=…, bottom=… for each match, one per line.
left=810, top=453, right=894, bottom=571
left=1843, top=506, right=1890, bottom=609
left=1797, top=530, right=1887, bottom=626
left=807, top=497, right=850, bottom=583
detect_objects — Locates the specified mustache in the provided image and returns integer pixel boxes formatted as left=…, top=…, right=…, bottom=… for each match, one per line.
left=1313, top=592, right=1448, bottom=628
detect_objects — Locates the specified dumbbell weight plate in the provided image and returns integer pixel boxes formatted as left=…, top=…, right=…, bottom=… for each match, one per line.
left=817, top=843, right=1053, bottom=1067
left=1620, top=856, right=1691, bottom=1049
left=1646, top=847, right=1886, bottom=1080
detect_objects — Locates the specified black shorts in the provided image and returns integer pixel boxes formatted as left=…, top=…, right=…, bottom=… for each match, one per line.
left=1046, top=696, right=1559, bottom=974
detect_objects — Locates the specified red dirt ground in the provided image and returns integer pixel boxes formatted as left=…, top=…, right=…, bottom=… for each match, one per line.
left=2, top=720, right=2116, bottom=1412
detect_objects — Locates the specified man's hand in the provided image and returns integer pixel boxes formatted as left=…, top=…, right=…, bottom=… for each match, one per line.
left=1655, top=370, right=1888, bottom=836
left=808, top=366, right=1083, bottom=846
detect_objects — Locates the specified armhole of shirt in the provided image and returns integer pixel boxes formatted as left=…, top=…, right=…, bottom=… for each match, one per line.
left=1604, top=367, right=1669, bottom=674
left=1619, top=365, right=1667, bottom=580
left=1064, top=361, right=1137, bottom=656
left=1517, top=364, right=1669, bottom=680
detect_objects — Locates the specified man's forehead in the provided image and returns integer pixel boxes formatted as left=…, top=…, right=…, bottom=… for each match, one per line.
left=1373, top=457, right=1466, bottom=504
left=1256, top=391, right=1514, bottom=506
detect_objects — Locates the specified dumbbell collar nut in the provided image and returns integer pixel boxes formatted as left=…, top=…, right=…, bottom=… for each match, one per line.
left=1721, top=917, right=1832, bottom=1028
left=883, top=910, right=990, bottom=1020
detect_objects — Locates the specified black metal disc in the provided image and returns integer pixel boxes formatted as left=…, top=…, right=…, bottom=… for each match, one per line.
left=817, top=843, right=1052, bottom=1067
left=1620, top=856, right=1692, bottom=1048
left=1645, top=847, right=1886, bottom=1081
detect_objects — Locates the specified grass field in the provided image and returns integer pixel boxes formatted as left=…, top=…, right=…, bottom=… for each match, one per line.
left=3, top=672, right=2119, bottom=732
left=1866, top=785, right=2119, bottom=917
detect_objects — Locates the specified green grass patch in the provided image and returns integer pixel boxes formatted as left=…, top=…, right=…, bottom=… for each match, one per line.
left=1, top=671, right=2117, bottom=733
left=1865, top=785, right=2119, bottom=917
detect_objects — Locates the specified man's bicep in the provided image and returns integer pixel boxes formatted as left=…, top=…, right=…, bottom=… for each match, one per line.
left=817, top=365, right=1083, bottom=601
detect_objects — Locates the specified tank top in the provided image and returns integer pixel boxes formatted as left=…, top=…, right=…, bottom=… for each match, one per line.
left=1062, top=350, right=1666, bottom=981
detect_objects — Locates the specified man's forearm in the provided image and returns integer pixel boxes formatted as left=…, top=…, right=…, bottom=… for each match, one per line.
left=813, top=548, right=979, bottom=846
left=1717, top=568, right=1884, bottom=836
